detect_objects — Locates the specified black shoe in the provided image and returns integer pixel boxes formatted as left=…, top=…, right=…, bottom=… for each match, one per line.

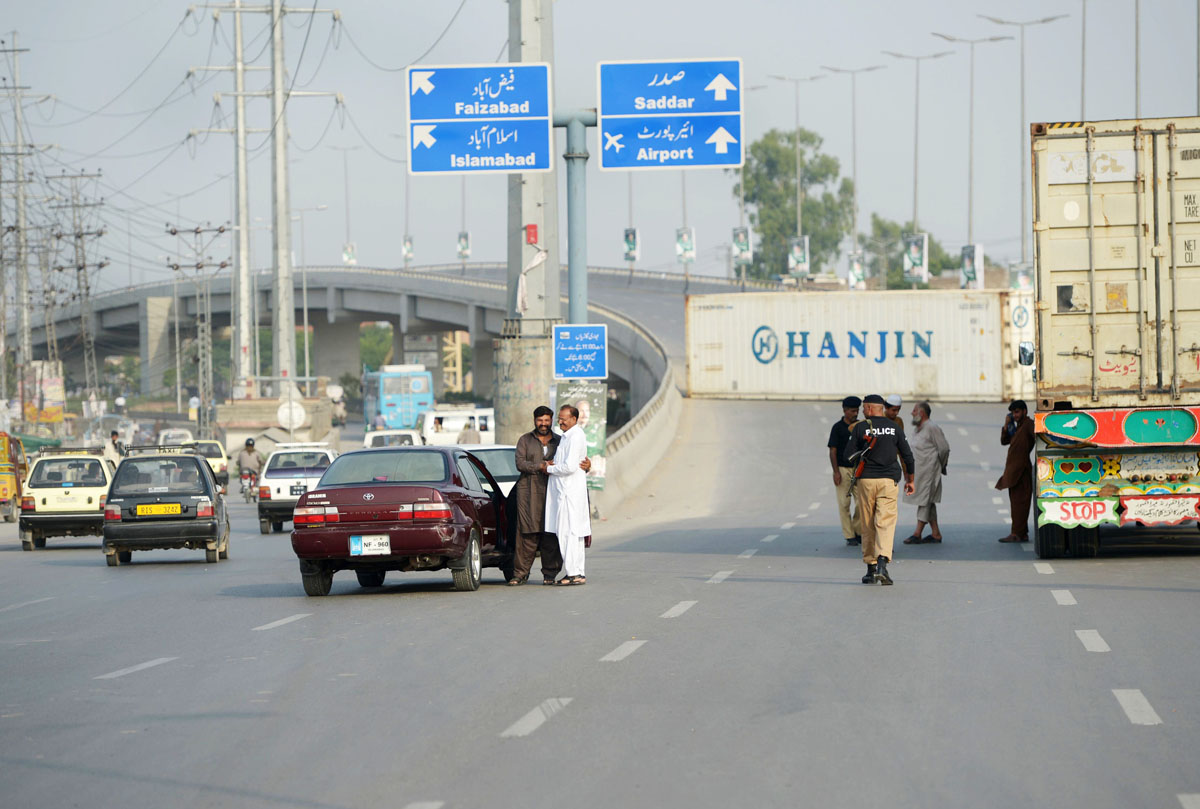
left=862, top=564, right=877, bottom=584
left=876, top=555, right=893, bottom=586
left=847, top=535, right=861, bottom=545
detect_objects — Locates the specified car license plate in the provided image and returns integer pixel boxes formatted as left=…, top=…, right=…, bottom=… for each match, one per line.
left=136, top=503, right=182, bottom=516
left=290, top=484, right=307, bottom=496
left=350, top=534, right=390, bottom=556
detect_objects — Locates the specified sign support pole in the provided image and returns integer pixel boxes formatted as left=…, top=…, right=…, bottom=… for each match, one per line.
left=564, top=116, right=590, bottom=325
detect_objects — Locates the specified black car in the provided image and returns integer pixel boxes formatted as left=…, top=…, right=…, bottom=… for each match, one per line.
left=103, top=448, right=231, bottom=566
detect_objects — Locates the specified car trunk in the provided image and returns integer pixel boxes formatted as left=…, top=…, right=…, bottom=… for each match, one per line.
left=313, top=485, right=446, bottom=524
left=35, top=487, right=104, bottom=513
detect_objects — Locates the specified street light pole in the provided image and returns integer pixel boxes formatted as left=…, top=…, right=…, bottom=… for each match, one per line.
left=1081, top=0, right=1088, bottom=119
left=980, top=13, right=1069, bottom=265
left=882, top=50, right=952, bottom=233
left=933, top=33, right=1013, bottom=245
left=821, top=64, right=886, bottom=256
left=768, top=74, right=825, bottom=255
left=1135, top=0, right=1141, bottom=118
left=329, top=146, right=359, bottom=263
left=293, top=205, right=328, bottom=395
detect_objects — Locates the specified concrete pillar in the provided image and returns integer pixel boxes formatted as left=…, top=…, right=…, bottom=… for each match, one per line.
left=494, top=333, right=554, bottom=444
left=472, top=336, right=495, bottom=400
left=139, top=297, right=173, bottom=397
left=312, top=319, right=362, bottom=382
left=392, top=322, right=404, bottom=365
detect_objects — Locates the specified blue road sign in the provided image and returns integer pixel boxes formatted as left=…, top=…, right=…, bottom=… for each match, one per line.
left=597, top=58, right=743, bottom=171
left=405, top=63, right=553, bottom=176
left=553, top=324, right=608, bottom=380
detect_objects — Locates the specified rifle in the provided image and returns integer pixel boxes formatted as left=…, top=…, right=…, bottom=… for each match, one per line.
left=848, top=430, right=878, bottom=486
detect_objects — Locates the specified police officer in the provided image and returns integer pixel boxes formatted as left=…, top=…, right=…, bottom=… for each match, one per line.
left=847, top=394, right=916, bottom=586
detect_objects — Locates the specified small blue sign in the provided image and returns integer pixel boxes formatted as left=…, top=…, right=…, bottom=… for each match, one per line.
left=598, top=58, right=743, bottom=172
left=553, top=324, right=609, bottom=380
left=405, top=63, right=553, bottom=176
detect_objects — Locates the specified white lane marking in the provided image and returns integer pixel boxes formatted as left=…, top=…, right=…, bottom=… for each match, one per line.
left=980, top=461, right=992, bottom=471
left=761, top=534, right=778, bottom=543
left=1052, top=589, right=1077, bottom=605
left=956, top=427, right=969, bottom=436
left=707, top=570, right=733, bottom=584
left=1112, top=689, right=1162, bottom=725
left=969, top=444, right=981, bottom=453
left=402, top=803, right=445, bottom=809
left=946, top=412, right=958, bottom=421
left=1076, top=630, right=1111, bottom=653
left=94, top=657, right=179, bottom=680
left=1021, top=544, right=1034, bottom=552
left=251, top=613, right=312, bottom=632
left=501, top=698, right=572, bottom=738
left=992, top=496, right=1003, bottom=505
left=0, top=597, right=55, bottom=614
left=808, top=501, right=821, bottom=511
left=1177, top=795, right=1200, bottom=809
left=738, top=548, right=758, bottom=559
left=780, top=522, right=796, bottom=530
left=600, top=640, right=647, bottom=662
left=811, top=404, right=822, bottom=412
left=661, top=600, right=697, bottom=618
left=793, top=513, right=809, bottom=520
left=996, top=509, right=1009, bottom=515
left=1034, top=562, right=1054, bottom=574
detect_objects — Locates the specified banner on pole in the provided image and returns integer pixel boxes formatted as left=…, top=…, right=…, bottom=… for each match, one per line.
left=552, top=379, right=607, bottom=491
left=731, top=226, right=752, bottom=266
left=787, top=235, right=809, bottom=275
left=623, top=228, right=639, bottom=262
left=342, top=242, right=358, bottom=266
left=402, top=236, right=414, bottom=262
left=961, top=244, right=984, bottom=289
left=456, top=231, right=471, bottom=260
left=676, top=227, right=696, bottom=264
left=848, top=251, right=866, bottom=290
left=902, top=233, right=929, bottom=284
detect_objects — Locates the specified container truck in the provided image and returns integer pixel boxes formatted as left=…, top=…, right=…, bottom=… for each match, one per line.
left=1023, top=116, right=1200, bottom=558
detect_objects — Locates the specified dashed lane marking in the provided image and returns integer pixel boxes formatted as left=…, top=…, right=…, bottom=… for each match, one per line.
left=1177, top=795, right=1200, bottom=809
left=0, top=597, right=55, bottom=614
left=956, top=427, right=969, bottom=436
left=793, top=513, right=809, bottom=520
left=996, top=509, right=1009, bottom=515
left=661, top=600, right=697, bottom=618
left=946, top=412, right=958, bottom=421
left=94, top=657, right=179, bottom=680
left=808, top=501, right=821, bottom=511
left=738, top=549, right=758, bottom=559
left=1052, top=590, right=1077, bottom=605
left=402, top=803, right=445, bottom=809
left=1112, top=689, right=1162, bottom=725
left=761, top=534, right=778, bottom=543
left=1034, top=562, right=1054, bottom=574
left=707, top=571, right=733, bottom=584
left=992, top=496, right=1003, bottom=505
left=969, top=444, right=981, bottom=453
left=780, top=522, right=796, bottom=530
left=1020, top=544, right=1034, bottom=552
left=600, top=640, right=647, bottom=662
left=251, top=613, right=312, bottom=632
left=980, top=461, right=992, bottom=471
left=501, top=698, right=573, bottom=738
left=1076, top=630, right=1111, bottom=653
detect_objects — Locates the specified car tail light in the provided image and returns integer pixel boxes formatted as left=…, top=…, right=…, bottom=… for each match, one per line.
left=396, top=504, right=414, bottom=521
left=104, top=503, right=122, bottom=521
left=413, top=503, right=453, bottom=521
left=20, top=496, right=35, bottom=512
left=196, top=499, right=214, bottom=518
left=99, top=495, right=107, bottom=510
left=293, top=506, right=339, bottom=525
left=259, top=485, right=271, bottom=500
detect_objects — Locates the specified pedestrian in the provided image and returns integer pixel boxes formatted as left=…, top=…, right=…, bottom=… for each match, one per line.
left=902, top=401, right=950, bottom=544
left=996, top=399, right=1035, bottom=543
left=372, top=412, right=386, bottom=431
left=103, top=430, right=123, bottom=467
left=456, top=417, right=481, bottom=444
left=885, top=394, right=905, bottom=433
left=544, top=404, right=591, bottom=586
left=827, top=395, right=863, bottom=546
left=510, top=407, right=564, bottom=586
left=847, top=394, right=915, bottom=585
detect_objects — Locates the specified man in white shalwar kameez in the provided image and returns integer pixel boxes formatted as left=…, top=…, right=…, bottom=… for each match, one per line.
left=544, top=405, right=591, bottom=585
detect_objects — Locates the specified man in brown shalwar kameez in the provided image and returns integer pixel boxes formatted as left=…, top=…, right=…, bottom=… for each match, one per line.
left=996, top=400, right=1036, bottom=542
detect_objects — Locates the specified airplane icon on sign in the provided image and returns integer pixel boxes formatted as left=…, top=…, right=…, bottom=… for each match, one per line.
left=603, top=132, right=625, bottom=153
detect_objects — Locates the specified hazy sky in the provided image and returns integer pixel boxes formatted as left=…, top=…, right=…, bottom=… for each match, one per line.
left=3, top=0, right=1197, bottom=292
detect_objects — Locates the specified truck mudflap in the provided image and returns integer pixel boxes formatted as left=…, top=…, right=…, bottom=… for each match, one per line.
left=1036, top=449, right=1200, bottom=529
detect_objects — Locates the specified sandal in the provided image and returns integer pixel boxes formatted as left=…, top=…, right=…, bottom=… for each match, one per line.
left=557, top=575, right=586, bottom=586
left=998, top=535, right=1022, bottom=543
left=902, top=535, right=924, bottom=544
left=929, top=535, right=943, bottom=543
left=506, top=577, right=526, bottom=587
left=543, top=578, right=557, bottom=586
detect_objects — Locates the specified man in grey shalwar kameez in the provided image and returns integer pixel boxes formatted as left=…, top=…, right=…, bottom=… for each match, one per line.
left=903, top=401, right=951, bottom=544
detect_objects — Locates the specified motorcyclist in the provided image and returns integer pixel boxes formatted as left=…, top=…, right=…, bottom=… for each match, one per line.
left=236, top=438, right=265, bottom=481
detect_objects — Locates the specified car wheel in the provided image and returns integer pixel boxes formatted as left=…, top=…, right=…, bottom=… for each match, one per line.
left=117, top=550, right=132, bottom=564
left=300, top=562, right=333, bottom=596
left=105, top=552, right=119, bottom=567
left=259, top=518, right=270, bottom=535
left=272, top=521, right=283, bottom=533
left=206, top=548, right=219, bottom=563
left=451, top=530, right=482, bottom=592
left=219, top=540, right=230, bottom=561
left=356, top=570, right=386, bottom=588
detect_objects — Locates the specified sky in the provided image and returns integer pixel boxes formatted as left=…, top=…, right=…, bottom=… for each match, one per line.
left=2, top=0, right=1198, bottom=294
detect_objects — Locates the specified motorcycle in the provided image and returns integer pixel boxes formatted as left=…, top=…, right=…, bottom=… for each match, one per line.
left=240, top=471, right=259, bottom=503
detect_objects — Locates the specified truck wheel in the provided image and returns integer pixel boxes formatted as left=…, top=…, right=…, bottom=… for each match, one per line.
left=356, top=570, right=386, bottom=588
left=272, top=521, right=283, bottom=533
left=1070, top=526, right=1099, bottom=558
left=117, top=551, right=132, bottom=564
left=205, top=548, right=219, bottom=563
left=106, top=553, right=119, bottom=567
left=259, top=518, right=271, bottom=535
left=301, top=562, right=333, bottom=596
left=1035, top=523, right=1065, bottom=559
left=451, top=531, right=482, bottom=592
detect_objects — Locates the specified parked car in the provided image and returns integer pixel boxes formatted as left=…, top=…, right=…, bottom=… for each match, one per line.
left=290, top=446, right=513, bottom=596
left=102, top=446, right=230, bottom=566
left=460, top=445, right=519, bottom=496
left=0, top=432, right=28, bottom=523
left=258, top=443, right=338, bottom=535
left=194, top=440, right=230, bottom=486
left=18, top=447, right=113, bottom=550
left=156, top=428, right=195, bottom=446
left=362, top=429, right=423, bottom=449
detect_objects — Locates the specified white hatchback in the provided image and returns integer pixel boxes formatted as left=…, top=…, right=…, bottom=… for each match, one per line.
left=362, top=429, right=423, bottom=448
left=257, top=443, right=337, bottom=534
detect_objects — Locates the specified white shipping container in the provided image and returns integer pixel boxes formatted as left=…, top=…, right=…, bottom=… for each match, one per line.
left=686, top=290, right=1027, bottom=402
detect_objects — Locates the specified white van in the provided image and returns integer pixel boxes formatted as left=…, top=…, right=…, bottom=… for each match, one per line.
left=415, top=407, right=496, bottom=447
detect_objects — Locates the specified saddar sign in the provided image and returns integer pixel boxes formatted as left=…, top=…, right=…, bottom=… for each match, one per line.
left=1038, top=497, right=1119, bottom=528
left=553, top=380, right=607, bottom=491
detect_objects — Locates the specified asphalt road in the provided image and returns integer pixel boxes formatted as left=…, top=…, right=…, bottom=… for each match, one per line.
left=2, top=400, right=1199, bottom=809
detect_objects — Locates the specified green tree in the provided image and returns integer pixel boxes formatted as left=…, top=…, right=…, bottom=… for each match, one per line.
left=360, top=323, right=392, bottom=371
left=860, top=214, right=961, bottom=289
left=732, top=128, right=854, bottom=278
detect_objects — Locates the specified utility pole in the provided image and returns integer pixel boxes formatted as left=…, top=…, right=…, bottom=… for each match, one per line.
left=167, top=224, right=229, bottom=438
left=50, top=172, right=107, bottom=401
left=768, top=74, right=824, bottom=254
left=329, top=145, right=358, bottom=264
left=1, top=35, right=34, bottom=419
left=821, top=64, right=885, bottom=256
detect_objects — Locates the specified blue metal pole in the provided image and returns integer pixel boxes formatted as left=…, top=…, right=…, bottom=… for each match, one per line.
left=565, top=116, right=589, bottom=324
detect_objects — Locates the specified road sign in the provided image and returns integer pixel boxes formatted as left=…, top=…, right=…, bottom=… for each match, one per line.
left=405, top=63, right=553, bottom=176
left=553, top=324, right=608, bottom=380
left=597, top=58, right=743, bottom=171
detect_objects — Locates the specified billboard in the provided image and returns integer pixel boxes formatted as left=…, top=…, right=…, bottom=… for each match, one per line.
left=961, top=244, right=984, bottom=289
left=675, top=227, right=696, bottom=264
left=731, top=226, right=751, bottom=266
left=787, top=235, right=809, bottom=275
left=902, top=233, right=929, bottom=284
left=623, top=228, right=639, bottom=262
left=552, top=379, right=608, bottom=491
left=456, top=231, right=471, bottom=260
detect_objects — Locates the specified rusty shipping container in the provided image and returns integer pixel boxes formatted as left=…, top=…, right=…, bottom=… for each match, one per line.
left=685, top=289, right=1033, bottom=402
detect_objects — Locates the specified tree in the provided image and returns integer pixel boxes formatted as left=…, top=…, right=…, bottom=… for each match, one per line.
left=860, top=213, right=961, bottom=289
left=360, top=323, right=392, bottom=371
left=733, top=128, right=854, bottom=278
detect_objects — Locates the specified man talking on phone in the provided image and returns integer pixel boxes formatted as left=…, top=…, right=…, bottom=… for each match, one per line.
left=847, top=394, right=916, bottom=586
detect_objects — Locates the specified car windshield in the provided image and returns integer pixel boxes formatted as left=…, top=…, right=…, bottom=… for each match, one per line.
left=196, top=442, right=224, bottom=459
left=320, top=450, right=447, bottom=486
left=468, top=448, right=518, bottom=481
left=29, top=458, right=107, bottom=488
left=266, top=451, right=331, bottom=477
left=112, top=457, right=207, bottom=496
left=159, top=431, right=192, bottom=445
left=370, top=433, right=414, bottom=447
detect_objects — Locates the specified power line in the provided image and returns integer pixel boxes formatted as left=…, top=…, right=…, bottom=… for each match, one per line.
left=339, top=1, right=469, bottom=72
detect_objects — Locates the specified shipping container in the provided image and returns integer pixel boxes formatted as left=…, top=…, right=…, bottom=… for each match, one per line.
left=1031, top=116, right=1200, bottom=409
left=685, top=290, right=1033, bottom=402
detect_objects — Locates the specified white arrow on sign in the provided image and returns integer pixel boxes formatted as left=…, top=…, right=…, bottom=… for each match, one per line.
left=411, top=71, right=436, bottom=96
left=704, top=73, right=737, bottom=101
left=413, top=125, right=437, bottom=149
left=705, top=126, right=738, bottom=154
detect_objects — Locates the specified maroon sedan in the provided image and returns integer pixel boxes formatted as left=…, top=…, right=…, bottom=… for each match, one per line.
left=290, top=447, right=514, bottom=596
